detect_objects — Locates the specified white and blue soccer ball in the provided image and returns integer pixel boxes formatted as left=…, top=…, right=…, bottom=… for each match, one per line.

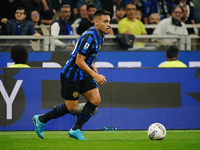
left=147, top=123, right=166, bottom=140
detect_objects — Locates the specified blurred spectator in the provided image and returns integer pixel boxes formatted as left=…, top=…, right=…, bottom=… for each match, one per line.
left=77, top=4, right=97, bottom=35
left=9, top=45, right=30, bottom=68
left=146, top=13, right=160, bottom=34
left=193, top=0, right=200, bottom=23
left=148, top=0, right=171, bottom=20
left=118, top=2, right=147, bottom=48
left=148, top=13, right=160, bottom=24
left=153, top=5, right=188, bottom=47
left=1, top=7, right=39, bottom=36
left=110, top=5, right=125, bottom=35
left=31, top=10, right=41, bottom=26
left=173, top=0, right=195, bottom=24
left=135, top=9, right=143, bottom=21
left=30, top=10, right=43, bottom=35
left=30, top=10, right=50, bottom=51
left=0, top=0, right=24, bottom=21
left=159, top=45, right=187, bottom=68
left=118, top=3, right=147, bottom=35
left=50, top=4, right=73, bottom=48
left=30, top=10, right=43, bottom=51
left=73, top=4, right=88, bottom=35
left=23, top=0, right=54, bottom=25
left=52, top=10, right=61, bottom=21
left=77, top=0, right=102, bottom=10
left=181, top=5, right=196, bottom=35
left=50, top=0, right=77, bottom=12
left=101, top=0, right=125, bottom=19
left=50, top=0, right=78, bottom=22
left=125, top=0, right=148, bottom=24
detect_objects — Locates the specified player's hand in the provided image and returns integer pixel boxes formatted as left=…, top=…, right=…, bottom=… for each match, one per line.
left=1, top=18, right=7, bottom=24
left=93, top=74, right=106, bottom=85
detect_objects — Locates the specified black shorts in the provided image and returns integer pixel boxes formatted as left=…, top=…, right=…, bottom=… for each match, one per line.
left=60, top=73, right=98, bottom=100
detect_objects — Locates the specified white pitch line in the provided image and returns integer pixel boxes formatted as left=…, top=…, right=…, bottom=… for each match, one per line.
left=0, top=130, right=199, bottom=135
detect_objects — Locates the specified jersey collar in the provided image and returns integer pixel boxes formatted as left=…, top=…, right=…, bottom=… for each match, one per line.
left=94, top=26, right=105, bottom=39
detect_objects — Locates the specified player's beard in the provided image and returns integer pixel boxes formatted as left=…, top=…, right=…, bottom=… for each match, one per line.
left=99, top=28, right=108, bottom=34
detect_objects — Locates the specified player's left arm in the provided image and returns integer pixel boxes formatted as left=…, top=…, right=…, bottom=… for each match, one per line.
left=76, top=53, right=96, bottom=77
left=76, top=54, right=106, bottom=85
left=91, top=63, right=98, bottom=73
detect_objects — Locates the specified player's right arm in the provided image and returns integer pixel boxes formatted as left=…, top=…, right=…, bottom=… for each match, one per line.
left=75, top=53, right=106, bottom=85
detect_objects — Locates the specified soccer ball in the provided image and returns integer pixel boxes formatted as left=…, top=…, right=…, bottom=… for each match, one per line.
left=147, top=123, right=166, bottom=140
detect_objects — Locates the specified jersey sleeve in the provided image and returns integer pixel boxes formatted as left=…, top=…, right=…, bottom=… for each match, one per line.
left=77, top=36, right=94, bottom=57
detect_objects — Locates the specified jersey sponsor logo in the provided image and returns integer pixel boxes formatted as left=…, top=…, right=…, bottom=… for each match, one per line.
left=83, top=43, right=90, bottom=50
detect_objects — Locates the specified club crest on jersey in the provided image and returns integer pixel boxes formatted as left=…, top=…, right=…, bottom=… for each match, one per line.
left=83, top=43, right=90, bottom=50
left=98, top=45, right=101, bottom=51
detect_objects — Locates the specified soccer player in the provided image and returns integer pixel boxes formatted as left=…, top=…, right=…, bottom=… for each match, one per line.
left=33, top=9, right=111, bottom=140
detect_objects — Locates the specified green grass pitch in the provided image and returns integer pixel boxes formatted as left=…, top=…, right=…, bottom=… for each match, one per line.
left=0, top=130, right=200, bottom=150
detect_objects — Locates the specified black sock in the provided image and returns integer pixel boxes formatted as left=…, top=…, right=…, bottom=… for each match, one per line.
left=72, top=102, right=97, bottom=130
left=39, top=103, right=69, bottom=123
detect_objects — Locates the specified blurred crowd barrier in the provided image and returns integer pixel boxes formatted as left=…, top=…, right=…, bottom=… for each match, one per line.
left=0, top=24, right=200, bottom=51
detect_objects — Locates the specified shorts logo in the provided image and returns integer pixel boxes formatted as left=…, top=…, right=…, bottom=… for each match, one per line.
left=72, top=91, right=79, bottom=98
left=83, top=43, right=90, bottom=50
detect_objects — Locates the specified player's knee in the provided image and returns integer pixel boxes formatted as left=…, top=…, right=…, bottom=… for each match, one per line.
left=91, top=96, right=101, bottom=106
left=65, top=103, right=78, bottom=113
left=68, top=105, right=78, bottom=112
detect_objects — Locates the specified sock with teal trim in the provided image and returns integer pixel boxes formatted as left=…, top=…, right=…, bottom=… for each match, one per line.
left=39, top=103, right=69, bottom=123
left=72, top=102, right=97, bottom=130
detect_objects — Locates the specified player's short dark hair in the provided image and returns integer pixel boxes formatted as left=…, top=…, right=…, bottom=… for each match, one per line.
left=94, top=9, right=110, bottom=18
left=17, top=7, right=27, bottom=15
left=171, top=5, right=183, bottom=13
left=166, top=46, right=179, bottom=59
left=10, top=45, right=28, bottom=64
left=87, top=4, right=96, bottom=10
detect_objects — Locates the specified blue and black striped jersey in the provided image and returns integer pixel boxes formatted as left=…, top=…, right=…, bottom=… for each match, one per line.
left=61, top=26, right=105, bottom=81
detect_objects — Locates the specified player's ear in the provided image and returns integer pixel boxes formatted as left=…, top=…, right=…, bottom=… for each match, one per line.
left=95, top=19, right=98, bottom=26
